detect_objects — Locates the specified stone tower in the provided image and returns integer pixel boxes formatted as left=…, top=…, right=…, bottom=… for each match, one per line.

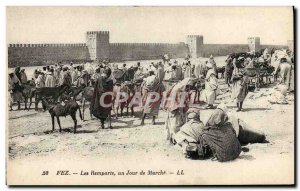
left=247, top=37, right=260, bottom=52
left=86, top=31, right=110, bottom=61
left=186, top=35, right=203, bottom=58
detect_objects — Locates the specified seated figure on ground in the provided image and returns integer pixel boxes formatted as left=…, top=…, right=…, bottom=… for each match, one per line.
left=174, top=105, right=266, bottom=161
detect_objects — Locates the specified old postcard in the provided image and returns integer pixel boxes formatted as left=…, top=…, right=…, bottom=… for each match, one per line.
left=6, top=6, right=294, bottom=185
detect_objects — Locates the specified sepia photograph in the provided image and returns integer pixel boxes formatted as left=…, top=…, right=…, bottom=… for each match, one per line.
left=6, top=6, right=295, bottom=185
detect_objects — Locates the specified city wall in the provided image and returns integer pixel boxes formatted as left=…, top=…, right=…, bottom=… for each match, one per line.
left=8, top=43, right=90, bottom=67
left=259, top=44, right=288, bottom=51
left=109, top=43, right=188, bottom=61
left=200, top=44, right=249, bottom=57
left=8, top=36, right=291, bottom=67
left=8, top=42, right=190, bottom=67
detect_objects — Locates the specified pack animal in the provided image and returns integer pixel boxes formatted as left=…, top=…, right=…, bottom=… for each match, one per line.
left=19, top=80, right=36, bottom=110
left=42, top=98, right=83, bottom=133
left=191, top=79, right=205, bottom=103
left=216, top=66, right=225, bottom=79
left=61, top=85, right=86, bottom=101
left=35, top=85, right=68, bottom=111
left=79, top=87, right=94, bottom=121
left=113, top=82, right=136, bottom=118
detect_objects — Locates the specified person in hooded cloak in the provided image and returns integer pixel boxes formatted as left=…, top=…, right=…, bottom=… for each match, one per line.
left=35, top=71, right=45, bottom=88
left=224, top=56, right=234, bottom=87
left=205, top=107, right=266, bottom=145
left=20, top=69, right=28, bottom=84
left=164, top=78, right=196, bottom=143
left=279, top=57, right=292, bottom=89
left=8, top=72, right=23, bottom=110
left=174, top=108, right=205, bottom=155
left=231, top=59, right=249, bottom=112
left=183, top=61, right=192, bottom=78
left=140, top=70, right=165, bottom=126
left=90, top=68, right=114, bottom=129
left=209, top=55, right=217, bottom=75
left=14, top=67, right=22, bottom=82
left=175, top=106, right=266, bottom=159
left=204, top=62, right=218, bottom=109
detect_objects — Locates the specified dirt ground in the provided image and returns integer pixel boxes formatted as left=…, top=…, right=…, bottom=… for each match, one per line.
left=7, top=78, right=295, bottom=185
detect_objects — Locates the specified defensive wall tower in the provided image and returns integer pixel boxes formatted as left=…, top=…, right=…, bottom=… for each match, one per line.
left=247, top=37, right=260, bottom=52
left=86, top=31, right=110, bottom=60
left=186, top=35, right=204, bottom=58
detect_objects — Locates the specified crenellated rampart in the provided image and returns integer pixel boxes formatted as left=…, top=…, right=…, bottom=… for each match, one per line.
left=7, top=30, right=291, bottom=67
left=8, top=43, right=90, bottom=67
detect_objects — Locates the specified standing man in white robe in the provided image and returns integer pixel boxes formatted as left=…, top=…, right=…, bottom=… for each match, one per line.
left=8, top=73, right=23, bottom=110
left=183, top=61, right=192, bottom=78
left=154, top=62, right=165, bottom=84
left=279, top=57, right=292, bottom=88
left=209, top=55, right=217, bottom=75
left=45, top=69, right=55, bottom=87
left=194, top=61, right=207, bottom=79
left=204, top=62, right=218, bottom=109
left=35, top=72, right=45, bottom=88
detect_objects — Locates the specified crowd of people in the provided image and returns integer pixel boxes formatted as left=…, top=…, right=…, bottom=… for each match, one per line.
left=8, top=47, right=294, bottom=161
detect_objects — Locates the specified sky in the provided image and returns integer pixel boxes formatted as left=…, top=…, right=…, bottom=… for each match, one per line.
left=6, top=6, right=294, bottom=45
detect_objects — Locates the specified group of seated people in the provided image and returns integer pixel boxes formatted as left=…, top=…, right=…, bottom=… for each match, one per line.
left=173, top=104, right=266, bottom=162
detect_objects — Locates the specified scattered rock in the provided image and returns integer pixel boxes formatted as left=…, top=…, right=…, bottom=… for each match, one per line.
left=241, top=147, right=250, bottom=152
